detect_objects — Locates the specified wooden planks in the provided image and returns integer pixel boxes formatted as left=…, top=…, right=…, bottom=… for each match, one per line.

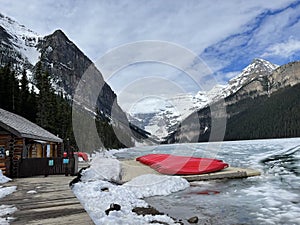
left=1, top=175, right=94, bottom=225
left=120, top=160, right=261, bottom=183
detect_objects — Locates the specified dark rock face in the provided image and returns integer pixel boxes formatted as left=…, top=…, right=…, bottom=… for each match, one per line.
left=37, top=30, right=92, bottom=96
left=37, top=29, right=127, bottom=122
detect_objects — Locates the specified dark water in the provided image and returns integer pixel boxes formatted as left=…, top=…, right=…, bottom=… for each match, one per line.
left=114, top=138, right=300, bottom=225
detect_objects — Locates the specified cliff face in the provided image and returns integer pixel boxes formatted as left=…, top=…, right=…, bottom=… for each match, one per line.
left=37, top=29, right=127, bottom=121
left=37, top=30, right=91, bottom=96
left=268, top=61, right=300, bottom=91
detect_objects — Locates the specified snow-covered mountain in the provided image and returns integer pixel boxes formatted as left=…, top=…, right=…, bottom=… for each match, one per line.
left=0, top=13, right=123, bottom=119
left=129, top=58, right=279, bottom=141
left=0, top=13, right=152, bottom=146
left=0, top=13, right=40, bottom=71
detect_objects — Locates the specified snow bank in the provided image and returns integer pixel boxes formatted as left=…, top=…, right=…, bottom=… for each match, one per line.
left=0, top=170, right=17, bottom=224
left=0, top=170, right=16, bottom=199
left=73, top=151, right=189, bottom=224
left=123, top=174, right=189, bottom=198
left=0, top=186, right=16, bottom=199
left=0, top=205, right=17, bottom=225
left=81, top=152, right=121, bottom=182
left=0, top=170, right=11, bottom=184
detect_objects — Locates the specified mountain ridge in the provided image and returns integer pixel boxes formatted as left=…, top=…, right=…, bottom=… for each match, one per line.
left=164, top=60, right=300, bottom=143
left=129, top=58, right=279, bottom=141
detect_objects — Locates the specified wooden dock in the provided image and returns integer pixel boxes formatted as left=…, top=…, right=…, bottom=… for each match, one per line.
left=1, top=175, right=94, bottom=225
left=120, top=160, right=261, bottom=183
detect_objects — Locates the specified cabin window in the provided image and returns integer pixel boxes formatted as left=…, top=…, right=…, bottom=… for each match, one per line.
left=46, top=144, right=50, bottom=157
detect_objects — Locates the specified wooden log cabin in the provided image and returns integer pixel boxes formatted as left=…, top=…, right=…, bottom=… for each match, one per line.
left=0, top=108, right=64, bottom=178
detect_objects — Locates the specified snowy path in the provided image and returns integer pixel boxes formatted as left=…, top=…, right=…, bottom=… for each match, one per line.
left=1, top=175, right=94, bottom=225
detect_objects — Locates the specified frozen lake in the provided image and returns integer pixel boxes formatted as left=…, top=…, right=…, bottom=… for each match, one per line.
left=114, top=138, right=300, bottom=225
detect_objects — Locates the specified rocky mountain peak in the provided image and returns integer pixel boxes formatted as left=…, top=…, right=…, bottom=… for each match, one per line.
left=0, top=13, right=126, bottom=123
left=229, top=58, right=278, bottom=86
left=52, top=29, right=67, bottom=38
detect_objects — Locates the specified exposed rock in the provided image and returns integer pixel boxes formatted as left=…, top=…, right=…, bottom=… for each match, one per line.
left=105, top=203, right=121, bottom=215
left=132, top=206, right=163, bottom=216
left=149, top=220, right=169, bottom=225
left=69, top=166, right=90, bottom=187
left=187, top=216, right=199, bottom=224
left=101, top=187, right=109, bottom=192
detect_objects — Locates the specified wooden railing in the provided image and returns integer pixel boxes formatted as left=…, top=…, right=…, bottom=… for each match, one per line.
left=17, top=157, right=76, bottom=178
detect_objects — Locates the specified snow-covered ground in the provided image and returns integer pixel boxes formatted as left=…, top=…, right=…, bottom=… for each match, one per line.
left=72, top=152, right=189, bottom=225
left=0, top=170, right=17, bottom=225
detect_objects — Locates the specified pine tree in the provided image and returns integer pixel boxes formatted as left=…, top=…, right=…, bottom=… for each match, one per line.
left=0, top=65, right=20, bottom=112
left=36, top=69, right=56, bottom=133
left=27, top=86, right=37, bottom=122
left=19, top=69, right=32, bottom=118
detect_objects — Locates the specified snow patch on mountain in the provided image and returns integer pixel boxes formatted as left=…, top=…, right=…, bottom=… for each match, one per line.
left=0, top=13, right=41, bottom=65
left=223, top=58, right=279, bottom=96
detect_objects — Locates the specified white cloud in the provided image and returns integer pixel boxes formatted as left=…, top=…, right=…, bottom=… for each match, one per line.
left=0, top=0, right=298, bottom=109
left=0, top=0, right=295, bottom=61
left=262, top=38, right=300, bottom=58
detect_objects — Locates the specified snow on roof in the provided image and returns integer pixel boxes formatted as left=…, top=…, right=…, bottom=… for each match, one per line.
left=0, top=108, right=62, bottom=143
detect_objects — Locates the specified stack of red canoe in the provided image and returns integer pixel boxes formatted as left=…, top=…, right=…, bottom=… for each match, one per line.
left=136, top=154, right=229, bottom=175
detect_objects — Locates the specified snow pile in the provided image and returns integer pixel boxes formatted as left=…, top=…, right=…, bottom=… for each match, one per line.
left=26, top=190, right=37, bottom=194
left=81, top=152, right=121, bottom=182
left=0, top=170, right=11, bottom=184
left=0, top=186, right=16, bottom=199
left=73, top=152, right=189, bottom=224
left=123, top=174, right=189, bottom=198
left=0, top=170, right=17, bottom=224
left=0, top=205, right=17, bottom=225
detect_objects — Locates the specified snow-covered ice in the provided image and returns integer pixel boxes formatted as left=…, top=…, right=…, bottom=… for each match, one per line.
left=72, top=152, right=189, bottom=224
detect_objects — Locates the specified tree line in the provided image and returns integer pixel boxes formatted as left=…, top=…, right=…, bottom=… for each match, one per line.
left=164, top=83, right=300, bottom=143
left=224, top=83, right=300, bottom=140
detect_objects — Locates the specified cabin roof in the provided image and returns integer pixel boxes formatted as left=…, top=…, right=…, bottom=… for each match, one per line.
left=0, top=108, right=62, bottom=143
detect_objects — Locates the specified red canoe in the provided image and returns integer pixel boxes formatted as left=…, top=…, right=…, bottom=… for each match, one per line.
left=74, top=152, right=89, bottom=161
left=136, top=154, right=229, bottom=175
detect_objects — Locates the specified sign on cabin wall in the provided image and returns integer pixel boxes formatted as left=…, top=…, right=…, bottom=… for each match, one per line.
left=48, top=159, right=54, bottom=166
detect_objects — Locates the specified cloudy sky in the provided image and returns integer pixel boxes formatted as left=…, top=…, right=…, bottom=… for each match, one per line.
left=1, top=0, right=300, bottom=112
